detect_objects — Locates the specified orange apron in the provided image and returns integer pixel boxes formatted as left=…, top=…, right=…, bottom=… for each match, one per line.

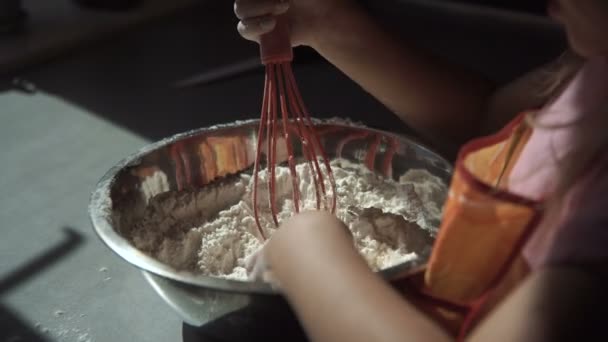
left=398, top=112, right=545, bottom=339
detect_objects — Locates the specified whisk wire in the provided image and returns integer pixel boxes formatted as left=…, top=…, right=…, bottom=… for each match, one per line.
left=253, top=28, right=337, bottom=241
left=285, top=63, right=337, bottom=213
left=277, top=63, right=302, bottom=214
left=282, top=63, right=324, bottom=210
left=252, top=70, right=271, bottom=240
left=268, top=65, right=279, bottom=228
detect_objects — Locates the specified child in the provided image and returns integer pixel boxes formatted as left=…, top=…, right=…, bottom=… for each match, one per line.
left=235, top=0, right=608, bottom=340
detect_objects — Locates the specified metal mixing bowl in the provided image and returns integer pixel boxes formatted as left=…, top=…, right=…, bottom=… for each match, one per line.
left=89, top=119, right=452, bottom=334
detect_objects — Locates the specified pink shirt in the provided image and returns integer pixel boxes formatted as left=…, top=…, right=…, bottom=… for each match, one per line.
left=508, top=57, right=608, bottom=269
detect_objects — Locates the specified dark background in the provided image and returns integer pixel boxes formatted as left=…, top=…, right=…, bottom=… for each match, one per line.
left=448, top=0, right=547, bottom=13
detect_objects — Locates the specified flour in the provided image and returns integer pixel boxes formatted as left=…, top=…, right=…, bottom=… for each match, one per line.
left=35, top=309, right=95, bottom=342
left=127, top=159, right=446, bottom=281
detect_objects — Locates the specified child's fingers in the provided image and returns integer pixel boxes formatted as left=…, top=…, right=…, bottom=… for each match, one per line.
left=248, top=254, right=281, bottom=290
left=237, top=16, right=277, bottom=42
left=246, top=248, right=269, bottom=281
left=234, top=0, right=290, bottom=21
left=245, top=248, right=261, bottom=274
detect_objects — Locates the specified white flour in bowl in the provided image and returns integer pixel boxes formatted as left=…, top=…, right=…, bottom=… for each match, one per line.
left=127, top=159, right=446, bottom=281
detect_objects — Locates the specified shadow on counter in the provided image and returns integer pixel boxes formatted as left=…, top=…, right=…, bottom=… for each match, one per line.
left=0, top=227, right=85, bottom=342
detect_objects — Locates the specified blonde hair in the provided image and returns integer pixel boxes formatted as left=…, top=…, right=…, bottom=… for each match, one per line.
left=538, top=50, right=584, bottom=101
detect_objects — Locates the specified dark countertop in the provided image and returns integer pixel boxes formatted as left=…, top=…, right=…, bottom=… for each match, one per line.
left=0, top=1, right=564, bottom=341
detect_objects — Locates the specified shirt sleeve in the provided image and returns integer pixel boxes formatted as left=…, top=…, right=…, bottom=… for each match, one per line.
left=544, top=163, right=608, bottom=267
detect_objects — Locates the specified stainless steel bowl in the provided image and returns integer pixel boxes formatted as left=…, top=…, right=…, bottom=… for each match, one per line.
left=89, top=119, right=452, bottom=332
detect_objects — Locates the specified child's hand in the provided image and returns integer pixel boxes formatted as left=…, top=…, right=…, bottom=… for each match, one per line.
left=234, top=0, right=356, bottom=48
left=245, top=244, right=280, bottom=287
left=246, top=211, right=352, bottom=286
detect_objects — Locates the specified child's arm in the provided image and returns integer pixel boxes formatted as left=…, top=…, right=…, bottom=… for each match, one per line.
left=237, top=0, right=493, bottom=146
left=267, top=211, right=607, bottom=342
left=471, top=173, right=608, bottom=341
left=469, top=267, right=607, bottom=341
left=310, top=7, right=493, bottom=146
left=265, top=211, right=452, bottom=342
left=235, top=0, right=558, bottom=150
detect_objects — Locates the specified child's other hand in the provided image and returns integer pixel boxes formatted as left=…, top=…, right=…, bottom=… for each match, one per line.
left=246, top=243, right=281, bottom=288
left=234, top=0, right=356, bottom=47
left=246, top=211, right=352, bottom=286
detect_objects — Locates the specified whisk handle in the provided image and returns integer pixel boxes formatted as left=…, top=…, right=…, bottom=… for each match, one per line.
left=260, top=15, right=293, bottom=65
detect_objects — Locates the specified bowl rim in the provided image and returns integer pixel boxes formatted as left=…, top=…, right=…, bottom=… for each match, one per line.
left=88, top=118, right=453, bottom=295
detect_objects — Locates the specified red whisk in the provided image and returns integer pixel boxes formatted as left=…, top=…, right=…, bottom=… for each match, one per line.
left=252, top=16, right=337, bottom=240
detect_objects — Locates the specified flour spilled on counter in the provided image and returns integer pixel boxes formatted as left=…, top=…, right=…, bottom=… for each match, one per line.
left=30, top=309, right=94, bottom=342
left=126, top=159, right=446, bottom=281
